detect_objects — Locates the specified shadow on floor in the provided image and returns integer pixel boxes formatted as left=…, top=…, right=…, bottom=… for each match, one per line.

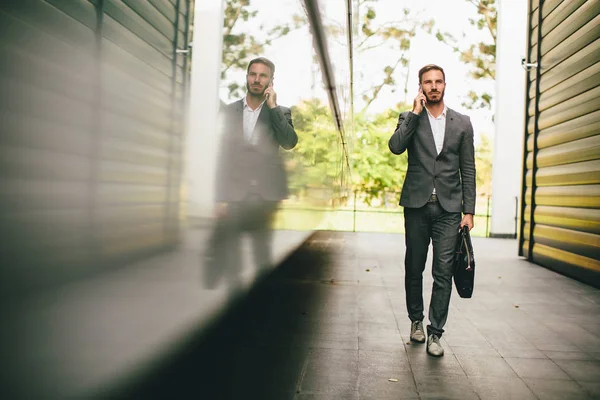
left=108, top=232, right=339, bottom=400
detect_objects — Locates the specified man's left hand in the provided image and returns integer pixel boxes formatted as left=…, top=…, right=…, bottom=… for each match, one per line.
left=461, top=214, right=474, bottom=231
left=265, top=84, right=277, bottom=109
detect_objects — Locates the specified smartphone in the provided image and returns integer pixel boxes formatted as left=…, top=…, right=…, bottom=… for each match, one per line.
left=419, top=84, right=425, bottom=106
left=266, top=80, right=273, bottom=99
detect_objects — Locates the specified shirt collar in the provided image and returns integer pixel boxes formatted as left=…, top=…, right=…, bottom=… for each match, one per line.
left=243, top=97, right=265, bottom=111
left=425, top=105, right=447, bottom=119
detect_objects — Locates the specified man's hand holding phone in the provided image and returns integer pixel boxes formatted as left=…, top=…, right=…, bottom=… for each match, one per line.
left=412, top=86, right=426, bottom=115
left=265, top=81, right=277, bottom=109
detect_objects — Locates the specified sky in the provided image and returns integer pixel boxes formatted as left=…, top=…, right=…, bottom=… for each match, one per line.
left=220, top=0, right=509, bottom=142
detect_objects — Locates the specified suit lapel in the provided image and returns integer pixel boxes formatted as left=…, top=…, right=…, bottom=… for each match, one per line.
left=234, top=99, right=244, bottom=139
left=256, top=104, right=270, bottom=131
left=440, top=108, right=455, bottom=156
left=419, top=110, right=438, bottom=154
left=251, top=104, right=270, bottom=145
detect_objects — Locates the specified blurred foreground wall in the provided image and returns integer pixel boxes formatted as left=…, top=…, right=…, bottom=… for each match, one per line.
left=0, top=1, right=356, bottom=398
left=0, top=0, right=192, bottom=297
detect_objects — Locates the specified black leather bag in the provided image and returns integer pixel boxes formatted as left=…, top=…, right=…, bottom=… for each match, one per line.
left=453, top=226, right=475, bottom=298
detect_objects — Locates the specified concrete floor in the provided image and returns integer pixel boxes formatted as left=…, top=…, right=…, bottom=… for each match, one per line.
left=117, top=231, right=600, bottom=400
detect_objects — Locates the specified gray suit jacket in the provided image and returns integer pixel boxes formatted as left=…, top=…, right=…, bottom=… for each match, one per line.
left=388, top=108, right=476, bottom=214
left=215, top=99, right=298, bottom=202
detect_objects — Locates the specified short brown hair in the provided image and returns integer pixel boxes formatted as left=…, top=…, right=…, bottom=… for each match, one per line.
left=418, top=64, right=445, bottom=83
left=247, top=57, right=275, bottom=78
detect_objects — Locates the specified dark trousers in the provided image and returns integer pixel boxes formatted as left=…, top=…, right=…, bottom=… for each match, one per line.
left=204, top=195, right=277, bottom=289
left=404, top=199, right=461, bottom=337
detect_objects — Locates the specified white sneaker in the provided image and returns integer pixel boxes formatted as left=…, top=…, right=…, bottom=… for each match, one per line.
left=426, top=334, right=444, bottom=357
left=410, top=321, right=426, bottom=343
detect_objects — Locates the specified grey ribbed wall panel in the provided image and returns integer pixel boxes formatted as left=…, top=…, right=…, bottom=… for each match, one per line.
left=520, top=0, right=600, bottom=287
left=0, top=0, right=192, bottom=296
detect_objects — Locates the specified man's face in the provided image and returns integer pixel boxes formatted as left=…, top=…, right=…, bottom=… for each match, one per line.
left=420, top=69, right=445, bottom=104
left=246, top=63, right=272, bottom=96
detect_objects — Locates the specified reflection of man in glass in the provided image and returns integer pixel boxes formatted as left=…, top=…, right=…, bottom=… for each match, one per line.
left=205, top=57, right=298, bottom=288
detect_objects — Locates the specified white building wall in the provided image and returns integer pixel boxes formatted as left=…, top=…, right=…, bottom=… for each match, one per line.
left=490, top=0, right=528, bottom=237
left=184, top=0, right=224, bottom=224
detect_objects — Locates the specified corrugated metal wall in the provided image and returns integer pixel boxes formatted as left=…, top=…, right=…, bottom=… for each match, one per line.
left=0, top=0, right=192, bottom=296
left=520, top=0, right=600, bottom=286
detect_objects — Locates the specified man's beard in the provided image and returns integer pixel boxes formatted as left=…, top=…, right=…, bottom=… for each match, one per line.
left=426, top=90, right=445, bottom=104
left=247, top=82, right=265, bottom=97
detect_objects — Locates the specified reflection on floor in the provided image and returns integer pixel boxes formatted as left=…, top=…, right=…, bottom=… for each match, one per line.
left=0, top=229, right=312, bottom=400
left=114, top=231, right=600, bottom=400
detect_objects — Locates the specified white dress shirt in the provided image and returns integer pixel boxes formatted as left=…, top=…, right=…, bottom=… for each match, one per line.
left=426, top=105, right=447, bottom=155
left=243, top=97, right=265, bottom=143
left=425, top=105, right=447, bottom=195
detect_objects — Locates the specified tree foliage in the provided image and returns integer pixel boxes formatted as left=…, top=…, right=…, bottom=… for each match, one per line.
left=350, top=105, right=411, bottom=204
left=287, top=99, right=493, bottom=205
left=286, top=99, right=411, bottom=206
left=355, top=0, right=434, bottom=112
left=475, top=133, right=493, bottom=196
left=285, top=99, right=345, bottom=197
left=434, top=0, right=497, bottom=109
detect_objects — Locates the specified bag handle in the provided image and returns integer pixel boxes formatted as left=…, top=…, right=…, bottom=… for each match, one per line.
left=459, top=226, right=475, bottom=271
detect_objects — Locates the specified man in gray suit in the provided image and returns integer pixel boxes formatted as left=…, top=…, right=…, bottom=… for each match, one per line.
left=205, top=57, right=298, bottom=288
left=389, top=64, right=476, bottom=357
